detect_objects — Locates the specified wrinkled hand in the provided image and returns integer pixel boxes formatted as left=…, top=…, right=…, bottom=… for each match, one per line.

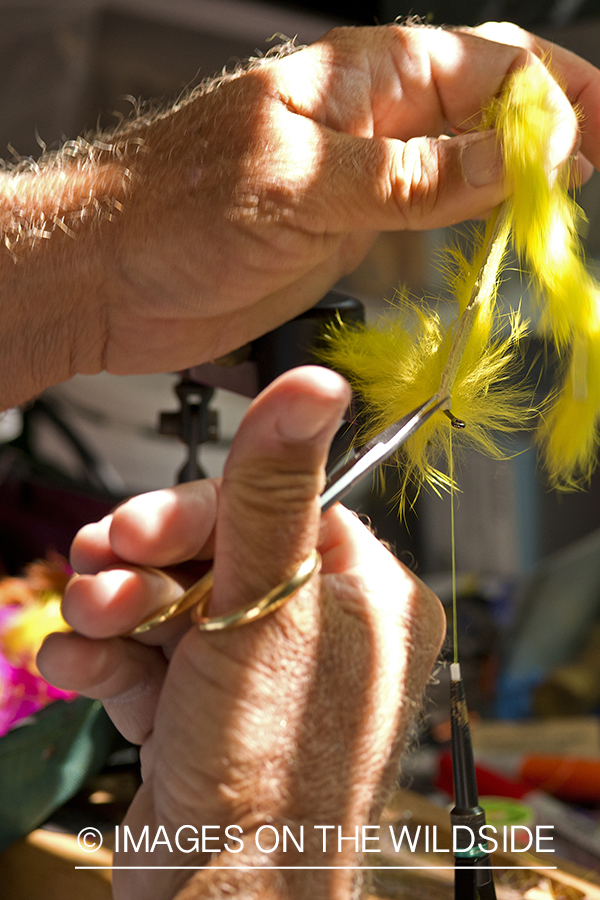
left=3, top=22, right=599, bottom=411
left=101, top=21, right=597, bottom=375
left=38, top=367, right=445, bottom=900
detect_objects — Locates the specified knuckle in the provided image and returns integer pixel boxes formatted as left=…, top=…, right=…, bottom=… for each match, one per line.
left=393, top=137, right=440, bottom=224
left=227, top=464, right=322, bottom=519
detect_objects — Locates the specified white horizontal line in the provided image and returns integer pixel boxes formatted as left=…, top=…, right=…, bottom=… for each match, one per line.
left=75, top=865, right=558, bottom=871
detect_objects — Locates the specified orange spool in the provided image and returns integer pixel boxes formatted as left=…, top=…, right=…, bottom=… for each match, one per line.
left=520, top=755, right=600, bottom=803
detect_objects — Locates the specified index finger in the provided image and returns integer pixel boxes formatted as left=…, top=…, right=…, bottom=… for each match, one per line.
left=70, top=480, right=219, bottom=575
left=467, top=21, right=600, bottom=169
left=273, top=25, right=576, bottom=140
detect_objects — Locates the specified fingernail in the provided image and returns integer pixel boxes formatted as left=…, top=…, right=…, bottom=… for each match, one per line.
left=276, top=394, right=344, bottom=443
left=461, top=132, right=502, bottom=188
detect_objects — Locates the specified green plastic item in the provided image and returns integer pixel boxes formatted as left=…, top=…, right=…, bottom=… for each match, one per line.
left=0, top=697, right=118, bottom=853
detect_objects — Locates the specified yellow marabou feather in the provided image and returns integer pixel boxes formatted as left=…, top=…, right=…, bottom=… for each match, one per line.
left=322, top=279, right=531, bottom=513
left=499, top=66, right=600, bottom=487
left=538, top=329, right=600, bottom=485
left=321, top=63, right=600, bottom=504
left=496, top=68, right=588, bottom=344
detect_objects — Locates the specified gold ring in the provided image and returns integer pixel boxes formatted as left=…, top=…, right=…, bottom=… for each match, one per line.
left=130, top=567, right=215, bottom=636
left=191, top=549, right=321, bottom=632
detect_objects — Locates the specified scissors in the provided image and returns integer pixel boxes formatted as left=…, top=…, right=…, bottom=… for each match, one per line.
left=131, top=392, right=445, bottom=635
left=321, top=393, right=445, bottom=512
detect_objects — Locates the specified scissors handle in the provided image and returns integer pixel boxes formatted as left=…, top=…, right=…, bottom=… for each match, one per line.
left=129, top=394, right=445, bottom=634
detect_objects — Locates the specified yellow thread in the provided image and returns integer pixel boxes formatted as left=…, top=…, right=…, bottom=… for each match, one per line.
left=449, top=424, right=458, bottom=665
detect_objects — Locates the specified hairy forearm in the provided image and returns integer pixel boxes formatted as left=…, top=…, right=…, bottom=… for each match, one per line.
left=4, top=21, right=580, bottom=411
left=0, top=59, right=300, bottom=412
left=0, top=66, right=247, bottom=412
left=0, top=129, right=141, bottom=410
left=0, top=234, right=104, bottom=412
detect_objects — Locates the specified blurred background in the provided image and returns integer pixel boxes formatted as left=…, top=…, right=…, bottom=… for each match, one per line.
left=3, top=0, right=600, bottom=700
left=2, top=0, right=600, bottom=696
left=2, top=4, right=600, bottom=889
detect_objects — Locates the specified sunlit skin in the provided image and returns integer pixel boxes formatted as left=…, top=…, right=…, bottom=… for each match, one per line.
left=39, top=367, right=446, bottom=900
left=17, top=21, right=600, bottom=900
left=2, top=23, right=599, bottom=413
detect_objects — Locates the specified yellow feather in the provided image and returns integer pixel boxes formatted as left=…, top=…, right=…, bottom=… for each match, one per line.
left=321, top=62, right=600, bottom=508
left=498, top=65, right=600, bottom=485
left=320, top=289, right=531, bottom=514
left=538, top=321, right=600, bottom=488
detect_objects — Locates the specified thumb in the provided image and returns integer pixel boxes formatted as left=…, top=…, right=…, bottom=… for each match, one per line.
left=210, top=365, right=350, bottom=617
left=313, top=122, right=573, bottom=233
left=281, top=120, right=506, bottom=233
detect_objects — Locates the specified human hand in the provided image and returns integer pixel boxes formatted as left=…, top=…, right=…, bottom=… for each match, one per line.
left=3, top=22, right=599, bottom=410
left=38, top=366, right=445, bottom=900
left=98, top=21, right=599, bottom=378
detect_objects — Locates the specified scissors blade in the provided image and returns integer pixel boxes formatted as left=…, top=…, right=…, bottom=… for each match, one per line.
left=320, top=394, right=446, bottom=512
